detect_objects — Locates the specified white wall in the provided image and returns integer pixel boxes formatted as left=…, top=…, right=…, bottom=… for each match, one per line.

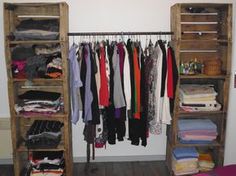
left=1, top=0, right=236, bottom=163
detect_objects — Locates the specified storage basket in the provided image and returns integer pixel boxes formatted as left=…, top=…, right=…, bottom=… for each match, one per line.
left=204, top=59, right=222, bottom=76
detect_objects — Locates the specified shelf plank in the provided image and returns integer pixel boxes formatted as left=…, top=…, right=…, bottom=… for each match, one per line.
left=180, top=74, right=229, bottom=79
left=12, top=78, right=63, bottom=82
left=177, top=110, right=225, bottom=117
left=175, top=141, right=221, bottom=147
left=17, top=143, right=65, bottom=152
left=15, top=113, right=68, bottom=120
left=9, top=40, right=63, bottom=44
left=172, top=39, right=230, bottom=43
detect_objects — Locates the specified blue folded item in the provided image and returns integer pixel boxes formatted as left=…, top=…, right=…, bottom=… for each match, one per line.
left=173, top=147, right=199, bottom=160
left=178, top=119, right=217, bottom=131
left=179, top=139, right=213, bottom=144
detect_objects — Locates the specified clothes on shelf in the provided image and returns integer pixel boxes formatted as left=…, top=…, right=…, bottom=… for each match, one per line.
left=198, top=152, right=215, bottom=172
left=13, top=19, right=59, bottom=40
left=11, top=44, right=62, bottom=79
left=172, top=147, right=199, bottom=176
left=20, top=151, right=64, bottom=176
left=179, top=84, right=221, bottom=112
left=25, top=120, right=64, bottom=149
left=15, top=90, right=62, bottom=116
left=178, top=119, right=217, bottom=144
left=69, top=38, right=178, bottom=149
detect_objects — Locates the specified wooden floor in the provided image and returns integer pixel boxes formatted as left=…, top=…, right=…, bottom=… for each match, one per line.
left=0, top=161, right=170, bottom=176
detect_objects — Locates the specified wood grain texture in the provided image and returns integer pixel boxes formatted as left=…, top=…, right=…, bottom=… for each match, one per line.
left=169, top=3, right=232, bottom=175
left=4, top=2, right=72, bottom=176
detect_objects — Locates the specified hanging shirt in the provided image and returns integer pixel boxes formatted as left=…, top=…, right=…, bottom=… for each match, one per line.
left=123, top=45, right=131, bottom=110
left=133, top=47, right=141, bottom=119
left=112, top=45, right=126, bottom=108
left=83, top=44, right=93, bottom=123
left=68, top=44, right=83, bottom=124
left=99, top=45, right=109, bottom=106
left=149, top=45, right=162, bottom=135
left=167, top=47, right=174, bottom=98
left=162, top=44, right=172, bottom=125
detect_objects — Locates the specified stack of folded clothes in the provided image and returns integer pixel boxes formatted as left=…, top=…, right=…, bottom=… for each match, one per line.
left=27, top=151, right=64, bottom=176
left=172, top=147, right=199, bottom=175
left=11, top=44, right=62, bottom=79
left=11, top=46, right=35, bottom=79
left=178, top=119, right=218, bottom=144
left=198, top=149, right=215, bottom=172
left=15, top=90, right=62, bottom=116
left=13, top=18, right=59, bottom=40
left=25, top=120, right=63, bottom=149
left=179, top=84, right=221, bottom=112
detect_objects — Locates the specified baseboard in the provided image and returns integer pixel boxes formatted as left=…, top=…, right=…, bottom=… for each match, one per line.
left=73, top=155, right=166, bottom=163
left=0, top=159, right=13, bottom=165
left=0, top=155, right=166, bottom=165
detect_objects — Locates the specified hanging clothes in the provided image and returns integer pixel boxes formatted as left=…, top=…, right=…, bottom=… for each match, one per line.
left=69, top=37, right=178, bottom=149
left=68, top=44, right=83, bottom=124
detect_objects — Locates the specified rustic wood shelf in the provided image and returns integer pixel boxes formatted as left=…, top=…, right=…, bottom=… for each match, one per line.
left=167, top=3, right=232, bottom=176
left=4, top=2, right=72, bottom=176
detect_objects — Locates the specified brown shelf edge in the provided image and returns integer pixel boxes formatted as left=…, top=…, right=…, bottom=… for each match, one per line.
left=8, top=40, right=66, bottom=44
left=17, top=143, right=65, bottom=152
left=180, top=74, right=229, bottom=79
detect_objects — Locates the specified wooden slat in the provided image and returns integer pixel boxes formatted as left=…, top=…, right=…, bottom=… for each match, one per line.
left=181, top=24, right=218, bottom=31
left=180, top=52, right=219, bottom=62
left=180, top=41, right=219, bottom=50
left=10, top=40, right=61, bottom=44
left=180, top=74, right=228, bottom=79
left=181, top=15, right=218, bottom=22
left=14, top=4, right=60, bottom=16
left=17, top=143, right=65, bottom=152
left=227, top=4, right=232, bottom=41
left=181, top=32, right=218, bottom=40
left=171, top=4, right=181, bottom=40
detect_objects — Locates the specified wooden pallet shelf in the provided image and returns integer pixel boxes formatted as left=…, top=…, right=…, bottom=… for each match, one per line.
left=167, top=3, right=232, bottom=176
left=4, top=2, right=72, bottom=176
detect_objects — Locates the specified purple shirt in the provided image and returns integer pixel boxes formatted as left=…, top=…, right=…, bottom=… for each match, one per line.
left=83, top=45, right=93, bottom=123
left=69, top=44, right=83, bottom=124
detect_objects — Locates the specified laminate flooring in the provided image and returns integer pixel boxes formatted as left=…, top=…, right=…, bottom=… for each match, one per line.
left=0, top=161, right=170, bottom=176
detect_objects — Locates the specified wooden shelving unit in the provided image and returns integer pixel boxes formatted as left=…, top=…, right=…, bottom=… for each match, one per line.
left=3, top=3, right=73, bottom=176
left=167, top=3, right=232, bottom=176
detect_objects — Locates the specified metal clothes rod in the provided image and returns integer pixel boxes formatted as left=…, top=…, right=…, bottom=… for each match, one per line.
left=68, top=31, right=174, bottom=36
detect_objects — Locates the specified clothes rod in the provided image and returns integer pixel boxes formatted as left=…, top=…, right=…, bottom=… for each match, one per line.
left=68, top=31, right=174, bottom=36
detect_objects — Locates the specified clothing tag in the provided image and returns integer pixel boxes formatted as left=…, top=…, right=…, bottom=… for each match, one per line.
left=234, top=71, right=236, bottom=88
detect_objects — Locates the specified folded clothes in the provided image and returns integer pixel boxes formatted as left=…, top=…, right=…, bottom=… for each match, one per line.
left=178, top=119, right=217, bottom=131
left=14, top=30, right=59, bottom=40
left=29, top=151, right=64, bottom=176
left=179, top=139, right=213, bottom=144
left=35, top=44, right=61, bottom=55
left=174, top=169, right=199, bottom=176
left=16, top=19, right=59, bottom=32
left=180, top=102, right=218, bottom=107
left=180, top=135, right=216, bottom=140
left=18, top=90, right=61, bottom=101
left=180, top=84, right=217, bottom=98
left=11, top=46, right=35, bottom=60
left=179, top=130, right=218, bottom=136
left=25, top=120, right=63, bottom=149
left=173, top=147, right=199, bottom=160
left=180, top=102, right=221, bottom=112
left=180, top=96, right=216, bottom=104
